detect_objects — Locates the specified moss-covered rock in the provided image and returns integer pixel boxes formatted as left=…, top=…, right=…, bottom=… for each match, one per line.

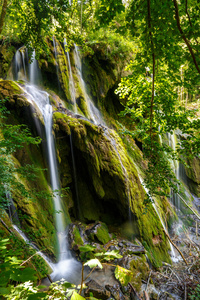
left=0, top=210, right=53, bottom=278
left=186, top=156, right=200, bottom=197
left=86, top=222, right=111, bottom=245
left=53, top=110, right=171, bottom=265
left=0, top=43, right=16, bottom=79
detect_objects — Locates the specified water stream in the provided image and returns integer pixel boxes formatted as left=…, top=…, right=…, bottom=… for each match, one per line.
left=73, top=44, right=104, bottom=125
left=63, top=39, right=77, bottom=113
left=11, top=49, right=82, bottom=282
left=137, top=173, right=179, bottom=261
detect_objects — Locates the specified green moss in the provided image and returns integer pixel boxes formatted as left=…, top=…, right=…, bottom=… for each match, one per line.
left=96, top=223, right=111, bottom=244
left=89, top=222, right=111, bottom=244
left=71, top=226, right=84, bottom=248
left=0, top=211, right=53, bottom=279
left=0, top=80, right=23, bottom=101
left=0, top=44, right=15, bottom=78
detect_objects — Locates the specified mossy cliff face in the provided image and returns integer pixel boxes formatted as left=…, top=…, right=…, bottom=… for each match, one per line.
left=53, top=111, right=171, bottom=265
left=0, top=43, right=16, bottom=79
left=80, top=44, right=129, bottom=125
left=39, top=39, right=71, bottom=106
left=185, top=156, right=200, bottom=197
left=0, top=80, right=56, bottom=257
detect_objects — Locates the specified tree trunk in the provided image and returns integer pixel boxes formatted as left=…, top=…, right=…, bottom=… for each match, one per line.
left=0, top=0, right=8, bottom=36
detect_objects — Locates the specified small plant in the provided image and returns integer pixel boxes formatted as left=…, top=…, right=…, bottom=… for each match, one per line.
left=189, top=285, right=200, bottom=300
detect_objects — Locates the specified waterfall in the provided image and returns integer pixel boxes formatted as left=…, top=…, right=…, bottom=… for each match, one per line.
left=12, top=48, right=27, bottom=81
left=73, top=44, right=104, bottom=125
left=137, top=174, right=179, bottom=261
left=167, top=132, right=181, bottom=210
left=13, top=225, right=54, bottom=271
left=63, top=39, right=77, bottom=113
left=4, top=187, right=54, bottom=271
left=11, top=48, right=82, bottom=282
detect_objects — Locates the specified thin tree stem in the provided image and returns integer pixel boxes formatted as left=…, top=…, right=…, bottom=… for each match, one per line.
left=173, top=0, right=200, bottom=75
left=0, top=0, right=7, bottom=35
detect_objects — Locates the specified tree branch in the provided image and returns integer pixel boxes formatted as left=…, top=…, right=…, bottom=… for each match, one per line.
left=185, top=0, right=199, bottom=51
left=173, top=0, right=200, bottom=75
left=0, top=0, right=7, bottom=35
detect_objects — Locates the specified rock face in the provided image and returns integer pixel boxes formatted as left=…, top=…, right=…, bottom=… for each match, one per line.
left=186, top=156, right=200, bottom=197
left=53, top=109, right=171, bottom=265
left=0, top=41, right=172, bottom=269
left=0, top=43, right=16, bottom=79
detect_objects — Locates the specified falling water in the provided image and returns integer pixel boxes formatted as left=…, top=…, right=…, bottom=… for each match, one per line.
left=13, top=224, right=54, bottom=271
left=4, top=187, right=54, bottom=271
left=11, top=49, right=82, bottom=282
left=137, top=174, right=179, bottom=261
left=63, top=39, right=77, bottom=113
left=74, top=44, right=104, bottom=125
left=29, top=50, right=42, bottom=85
left=12, top=48, right=27, bottom=81
left=166, top=132, right=181, bottom=210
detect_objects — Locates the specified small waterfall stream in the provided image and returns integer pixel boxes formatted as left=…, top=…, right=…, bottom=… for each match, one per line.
left=74, top=44, right=104, bottom=125
left=63, top=39, right=77, bottom=113
left=137, top=174, right=178, bottom=261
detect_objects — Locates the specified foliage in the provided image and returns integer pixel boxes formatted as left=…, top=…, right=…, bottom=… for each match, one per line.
left=116, top=0, right=200, bottom=203
left=0, top=238, right=38, bottom=297
left=87, top=28, right=135, bottom=60
left=0, top=98, right=44, bottom=210
left=114, top=265, right=132, bottom=286
left=94, top=0, right=125, bottom=28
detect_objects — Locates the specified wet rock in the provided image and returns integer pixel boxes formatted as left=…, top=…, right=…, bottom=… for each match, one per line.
left=84, top=280, right=111, bottom=299
left=85, top=222, right=111, bottom=244
left=140, top=283, right=159, bottom=300
left=105, top=284, right=125, bottom=300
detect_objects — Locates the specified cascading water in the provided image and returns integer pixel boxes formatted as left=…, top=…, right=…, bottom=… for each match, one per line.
left=63, top=39, right=77, bottom=113
left=11, top=49, right=82, bottom=283
left=70, top=45, right=133, bottom=221
left=4, top=188, right=54, bottom=271
left=74, top=44, right=104, bottom=125
left=29, top=50, right=42, bottom=86
left=166, top=132, right=181, bottom=210
left=137, top=173, right=179, bottom=261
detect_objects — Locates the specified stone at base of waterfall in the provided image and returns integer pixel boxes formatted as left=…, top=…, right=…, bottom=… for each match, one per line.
left=84, top=280, right=111, bottom=300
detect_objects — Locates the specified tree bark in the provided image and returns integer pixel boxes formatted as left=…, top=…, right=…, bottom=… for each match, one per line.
left=0, top=0, right=8, bottom=36
left=173, top=0, right=200, bottom=75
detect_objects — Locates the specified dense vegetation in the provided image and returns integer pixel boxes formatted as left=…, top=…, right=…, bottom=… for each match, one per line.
left=0, top=0, right=200, bottom=299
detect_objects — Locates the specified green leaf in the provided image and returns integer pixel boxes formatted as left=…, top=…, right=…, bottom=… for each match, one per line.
left=84, top=258, right=103, bottom=269
left=95, top=250, right=122, bottom=260
left=79, top=245, right=96, bottom=252
left=27, top=292, right=47, bottom=300
left=114, top=265, right=133, bottom=286
left=0, top=287, right=10, bottom=295
left=62, top=282, right=75, bottom=288
left=71, top=291, right=86, bottom=300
